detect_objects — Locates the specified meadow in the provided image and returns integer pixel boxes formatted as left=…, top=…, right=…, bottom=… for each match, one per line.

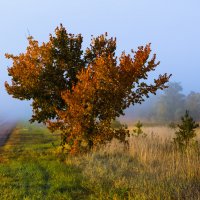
left=0, top=123, right=200, bottom=199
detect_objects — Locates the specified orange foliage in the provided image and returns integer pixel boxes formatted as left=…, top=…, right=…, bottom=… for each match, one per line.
left=5, top=25, right=171, bottom=153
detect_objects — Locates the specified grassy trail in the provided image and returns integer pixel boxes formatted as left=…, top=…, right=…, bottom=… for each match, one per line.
left=0, top=123, right=90, bottom=200
left=0, top=121, right=17, bottom=146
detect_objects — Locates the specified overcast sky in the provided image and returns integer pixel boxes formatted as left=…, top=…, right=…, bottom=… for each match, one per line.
left=0, top=0, right=200, bottom=119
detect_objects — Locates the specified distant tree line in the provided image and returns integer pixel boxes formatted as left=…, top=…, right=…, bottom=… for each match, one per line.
left=153, top=82, right=200, bottom=122
left=126, top=82, right=200, bottom=123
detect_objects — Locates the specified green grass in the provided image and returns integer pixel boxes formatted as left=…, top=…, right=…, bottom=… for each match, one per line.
left=0, top=123, right=90, bottom=200
left=0, top=123, right=200, bottom=199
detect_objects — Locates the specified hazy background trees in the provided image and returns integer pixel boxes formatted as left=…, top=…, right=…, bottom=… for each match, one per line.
left=185, top=92, right=200, bottom=121
left=153, top=82, right=185, bottom=122
left=123, top=82, right=200, bottom=123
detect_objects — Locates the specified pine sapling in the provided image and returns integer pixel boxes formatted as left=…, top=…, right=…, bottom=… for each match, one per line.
left=174, top=110, right=199, bottom=150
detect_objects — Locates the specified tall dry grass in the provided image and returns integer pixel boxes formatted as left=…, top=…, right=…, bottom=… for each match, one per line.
left=66, top=127, right=200, bottom=199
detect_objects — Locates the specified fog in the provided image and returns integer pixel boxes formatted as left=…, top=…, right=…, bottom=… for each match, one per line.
left=1, top=0, right=200, bottom=121
left=122, top=82, right=200, bottom=124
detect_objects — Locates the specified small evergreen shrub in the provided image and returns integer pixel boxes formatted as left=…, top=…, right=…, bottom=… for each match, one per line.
left=132, top=121, right=146, bottom=137
left=173, top=110, right=199, bottom=150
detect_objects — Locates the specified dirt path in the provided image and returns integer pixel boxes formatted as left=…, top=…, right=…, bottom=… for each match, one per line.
left=0, top=120, right=17, bottom=146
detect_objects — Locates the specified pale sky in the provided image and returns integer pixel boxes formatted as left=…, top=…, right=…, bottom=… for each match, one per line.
left=0, top=0, right=200, bottom=119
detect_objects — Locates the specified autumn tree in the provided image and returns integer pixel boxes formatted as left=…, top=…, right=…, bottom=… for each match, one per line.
left=5, top=25, right=84, bottom=123
left=5, top=25, right=171, bottom=153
